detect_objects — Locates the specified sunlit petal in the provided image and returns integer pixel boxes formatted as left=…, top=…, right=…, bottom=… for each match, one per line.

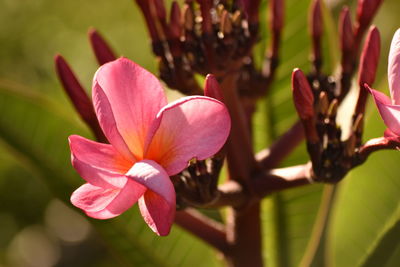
left=69, top=135, right=132, bottom=188
left=126, top=160, right=175, bottom=235
left=388, top=29, right=400, bottom=104
left=370, top=88, right=400, bottom=135
left=93, top=58, right=167, bottom=159
left=144, top=96, right=230, bottom=175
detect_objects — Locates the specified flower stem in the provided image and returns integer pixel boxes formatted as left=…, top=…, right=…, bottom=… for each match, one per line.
left=219, top=72, right=262, bottom=267
left=257, top=120, right=305, bottom=169
left=175, top=209, right=229, bottom=254
left=219, top=72, right=256, bottom=181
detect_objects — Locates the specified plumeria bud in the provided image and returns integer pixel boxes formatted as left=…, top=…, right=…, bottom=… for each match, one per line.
left=88, top=29, right=117, bottom=65
left=270, top=0, right=284, bottom=33
left=339, top=7, right=354, bottom=53
left=135, top=0, right=159, bottom=42
left=204, top=74, right=224, bottom=102
left=198, top=0, right=213, bottom=34
left=310, top=0, right=323, bottom=39
left=183, top=4, right=194, bottom=31
left=242, top=0, right=261, bottom=25
left=154, top=0, right=167, bottom=21
left=54, top=55, right=106, bottom=142
left=292, top=69, right=319, bottom=145
left=169, top=1, right=182, bottom=39
left=358, top=26, right=380, bottom=87
left=357, top=0, right=383, bottom=28
left=292, top=69, right=314, bottom=120
left=310, top=0, right=323, bottom=72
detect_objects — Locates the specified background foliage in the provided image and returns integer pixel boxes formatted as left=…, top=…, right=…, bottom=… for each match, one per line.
left=0, top=0, right=399, bottom=266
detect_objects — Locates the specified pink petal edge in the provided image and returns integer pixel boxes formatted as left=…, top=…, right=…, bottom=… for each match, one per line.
left=125, top=160, right=176, bottom=235
left=139, top=192, right=175, bottom=236
left=75, top=179, right=146, bottom=219
left=144, top=96, right=231, bottom=175
left=93, top=58, right=168, bottom=159
left=69, top=135, right=132, bottom=188
left=92, top=82, right=137, bottom=162
left=388, top=29, right=400, bottom=104
left=71, top=183, right=120, bottom=213
left=369, top=87, right=400, bottom=136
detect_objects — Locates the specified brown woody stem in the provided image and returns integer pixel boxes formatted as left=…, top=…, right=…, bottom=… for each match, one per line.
left=219, top=71, right=262, bottom=267
left=257, top=120, right=305, bottom=169
left=175, top=209, right=229, bottom=254
left=219, top=71, right=256, bottom=181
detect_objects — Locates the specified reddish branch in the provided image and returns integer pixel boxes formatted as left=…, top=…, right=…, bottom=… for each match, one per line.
left=175, top=209, right=229, bottom=254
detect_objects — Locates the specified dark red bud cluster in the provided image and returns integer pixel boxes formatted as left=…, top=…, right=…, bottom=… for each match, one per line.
left=292, top=0, right=383, bottom=183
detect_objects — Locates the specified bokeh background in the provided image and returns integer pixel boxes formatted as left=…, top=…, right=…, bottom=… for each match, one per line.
left=0, top=0, right=399, bottom=266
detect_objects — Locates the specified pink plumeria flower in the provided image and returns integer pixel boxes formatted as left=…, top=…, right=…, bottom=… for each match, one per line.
left=69, top=58, right=230, bottom=236
left=368, top=29, right=400, bottom=138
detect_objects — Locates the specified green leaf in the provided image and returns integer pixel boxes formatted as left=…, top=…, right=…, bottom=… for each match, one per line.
left=328, top=110, right=400, bottom=267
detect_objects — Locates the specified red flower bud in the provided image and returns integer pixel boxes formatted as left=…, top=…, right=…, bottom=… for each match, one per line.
left=204, top=74, right=224, bottom=102
left=292, top=69, right=314, bottom=120
left=339, top=7, right=354, bottom=53
left=54, top=55, right=106, bottom=142
left=239, top=0, right=261, bottom=25
left=356, top=26, right=380, bottom=116
left=135, top=0, right=159, bottom=42
left=197, top=0, right=213, bottom=34
left=154, top=0, right=167, bottom=21
left=270, top=0, right=284, bottom=33
left=358, top=26, right=381, bottom=87
left=169, top=1, right=182, bottom=39
left=310, top=0, right=323, bottom=39
left=357, top=0, right=383, bottom=28
left=88, top=28, right=117, bottom=65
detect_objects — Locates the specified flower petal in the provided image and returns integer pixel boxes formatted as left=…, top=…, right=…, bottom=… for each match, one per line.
left=93, top=58, right=167, bottom=159
left=71, top=183, right=119, bottom=213
left=125, top=160, right=175, bottom=236
left=388, top=28, right=400, bottom=104
left=139, top=191, right=175, bottom=236
left=75, top=179, right=146, bottom=219
left=384, top=128, right=397, bottom=138
left=92, top=83, right=136, bottom=161
left=370, top=88, right=400, bottom=136
left=144, top=96, right=231, bottom=175
left=69, top=135, right=131, bottom=188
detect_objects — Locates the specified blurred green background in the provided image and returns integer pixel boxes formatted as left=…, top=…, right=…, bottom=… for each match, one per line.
left=0, top=0, right=400, bottom=266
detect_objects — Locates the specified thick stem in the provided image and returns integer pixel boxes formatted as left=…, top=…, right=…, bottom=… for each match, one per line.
left=175, top=209, right=229, bottom=254
left=220, top=72, right=262, bottom=266
left=252, top=164, right=312, bottom=198
left=219, top=72, right=256, bottom=181
left=257, top=120, right=305, bottom=169
left=208, top=165, right=312, bottom=209
left=225, top=203, right=263, bottom=267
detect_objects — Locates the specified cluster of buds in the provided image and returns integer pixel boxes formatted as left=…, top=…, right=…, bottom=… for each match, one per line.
left=135, top=0, right=283, bottom=98
left=55, top=0, right=392, bottom=203
left=292, top=0, right=388, bottom=183
left=54, top=0, right=400, bottom=264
